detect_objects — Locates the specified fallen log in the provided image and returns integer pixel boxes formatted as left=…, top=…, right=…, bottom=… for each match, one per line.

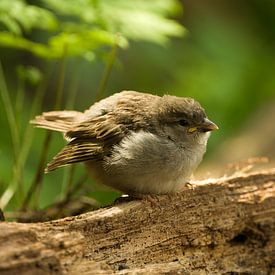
left=0, top=169, right=274, bottom=274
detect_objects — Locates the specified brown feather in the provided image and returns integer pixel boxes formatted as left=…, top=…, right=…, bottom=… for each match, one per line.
left=45, top=139, right=104, bottom=172
left=32, top=91, right=206, bottom=173
left=31, top=110, right=82, bottom=133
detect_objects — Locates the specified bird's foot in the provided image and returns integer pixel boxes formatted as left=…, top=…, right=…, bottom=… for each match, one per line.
left=186, top=181, right=196, bottom=190
left=177, top=182, right=197, bottom=192
left=140, top=194, right=161, bottom=205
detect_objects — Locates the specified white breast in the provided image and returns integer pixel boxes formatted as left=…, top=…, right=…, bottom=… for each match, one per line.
left=86, top=130, right=208, bottom=195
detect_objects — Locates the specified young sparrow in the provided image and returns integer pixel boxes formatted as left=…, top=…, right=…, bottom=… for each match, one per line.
left=31, top=91, right=218, bottom=195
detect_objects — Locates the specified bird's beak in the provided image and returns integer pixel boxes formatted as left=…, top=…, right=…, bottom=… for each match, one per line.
left=187, top=118, right=219, bottom=134
left=200, top=118, right=219, bottom=132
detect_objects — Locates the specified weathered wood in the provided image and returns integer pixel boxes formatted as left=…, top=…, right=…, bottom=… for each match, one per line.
left=0, top=169, right=274, bottom=274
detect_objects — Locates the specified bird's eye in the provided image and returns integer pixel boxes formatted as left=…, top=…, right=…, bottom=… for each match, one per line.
left=179, top=119, right=189, bottom=127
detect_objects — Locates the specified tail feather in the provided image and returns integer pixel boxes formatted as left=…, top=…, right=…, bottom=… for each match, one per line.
left=31, top=110, right=82, bottom=133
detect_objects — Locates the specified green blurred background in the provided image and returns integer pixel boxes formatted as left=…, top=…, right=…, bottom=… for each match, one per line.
left=0, top=0, right=274, bottom=218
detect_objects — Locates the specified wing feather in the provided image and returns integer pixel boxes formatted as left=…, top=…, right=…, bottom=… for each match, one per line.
left=44, top=91, right=157, bottom=171
left=45, top=139, right=104, bottom=172
left=46, top=118, right=126, bottom=171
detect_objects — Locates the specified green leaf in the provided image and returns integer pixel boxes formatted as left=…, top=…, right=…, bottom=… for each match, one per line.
left=43, top=0, right=97, bottom=23
left=48, top=30, right=128, bottom=58
left=0, top=0, right=58, bottom=34
left=0, top=30, right=127, bottom=59
left=98, top=0, right=185, bottom=44
left=43, top=0, right=185, bottom=44
left=0, top=14, right=22, bottom=35
left=0, top=0, right=185, bottom=59
left=103, top=9, right=185, bottom=44
left=0, top=32, right=51, bottom=57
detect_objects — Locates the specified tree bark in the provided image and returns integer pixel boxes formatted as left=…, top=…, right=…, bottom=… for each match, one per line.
left=0, top=169, right=274, bottom=274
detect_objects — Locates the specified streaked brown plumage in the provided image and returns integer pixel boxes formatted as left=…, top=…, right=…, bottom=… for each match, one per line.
left=31, top=90, right=218, bottom=195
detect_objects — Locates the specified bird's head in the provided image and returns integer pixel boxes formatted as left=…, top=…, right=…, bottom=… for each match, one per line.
left=156, top=95, right=218, bottom=146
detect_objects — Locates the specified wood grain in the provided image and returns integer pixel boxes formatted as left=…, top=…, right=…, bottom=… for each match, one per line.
left=0, top=169, right=274, bottom=274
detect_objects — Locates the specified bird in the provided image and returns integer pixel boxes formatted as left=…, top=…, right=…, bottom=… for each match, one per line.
left=31, top=90, right=218, bottom=196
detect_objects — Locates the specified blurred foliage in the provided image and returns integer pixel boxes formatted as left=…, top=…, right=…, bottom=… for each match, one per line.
left=0, top=0, right=57, bottom=34
left=0, top=0, right=275, bottom=220
left=0, top=0, right=185, bottom=217
left=0, top=0, right=184, bottom=59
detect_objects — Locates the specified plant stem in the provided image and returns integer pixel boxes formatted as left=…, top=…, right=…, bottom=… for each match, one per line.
left=15, top=77, right=25, bottom=133
left=62, top=165, right=75, bottom=200
left=22, top=45, right=68, bottom=210
left=0, top=60, right=22, bottom=209
left=19, top=66, right=50, bottom=171
left=22, top=131, right=52, bottom=210
left=54, top=46, right=68, bottom=110
left=60, top=58, right=82, bottom=200
left=66, top=59, right=81, bottom=109
left=0, top=60, right=20, bottom=158
left=33, top=47, right=68, bottom=209
left=95, top=36, right=119, bottom=101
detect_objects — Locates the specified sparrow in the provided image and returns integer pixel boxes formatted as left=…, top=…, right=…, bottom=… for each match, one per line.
left=31, top=90, right=218, bottom=195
